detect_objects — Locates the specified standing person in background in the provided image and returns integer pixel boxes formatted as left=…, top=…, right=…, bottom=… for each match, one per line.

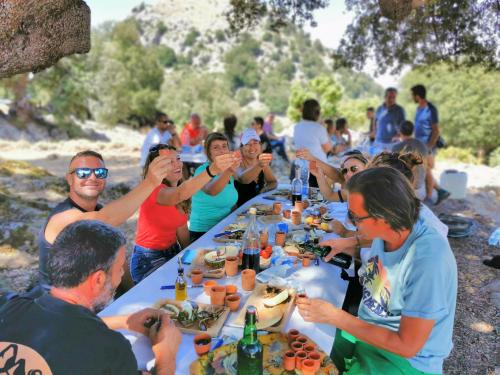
left=411, top=84, right=449, bottom=205
left=223, top=114, right=240, bottom=151
left=189, top=133, right=240, bottom=242
left=235, top=129, right=277, bottom=207
left=374, top=88, right=406, bottom=148
left=293, top=99, right=332, bottom=187
left=131, top=144, right=236, bottom=284
left=366, top=107, right=375, bottom=143
left=140, top=111, right=177, bottom=167
left=331, top=118, right=352, bottom=154
left=251, top=116, right=272, bottom=154
left=180, top=113, right=209, bottom=147
left=166, top=119, right=182, bottom=150
left=263, top=112, right=289, bottom=162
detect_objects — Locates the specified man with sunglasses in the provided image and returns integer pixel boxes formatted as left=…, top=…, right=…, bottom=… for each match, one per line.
left=38, top=149, right=174, bottom=285
left=140, top=111, right=178, bottom=167
left=297, top=167, right=457, bottom=375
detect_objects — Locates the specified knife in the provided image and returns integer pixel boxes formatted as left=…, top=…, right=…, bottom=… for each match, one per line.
left=160, top=284, right=204, bottom=290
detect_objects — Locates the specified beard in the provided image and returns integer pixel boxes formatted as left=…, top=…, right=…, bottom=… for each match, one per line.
left=92, top=278, right=117, bottom=314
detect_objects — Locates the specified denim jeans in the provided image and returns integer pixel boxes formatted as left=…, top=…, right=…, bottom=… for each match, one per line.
left=130, top=243, right=181, bottom=284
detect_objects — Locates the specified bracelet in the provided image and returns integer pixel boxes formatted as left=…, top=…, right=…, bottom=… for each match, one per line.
left=206, top=165, right=215, bottom=178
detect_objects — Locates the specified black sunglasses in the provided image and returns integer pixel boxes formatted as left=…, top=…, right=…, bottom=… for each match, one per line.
left=341, top=165, right=360, bottom=175
left=70, top=167, right=108, bottom=179
left=347, top=210, right=371, bottom=224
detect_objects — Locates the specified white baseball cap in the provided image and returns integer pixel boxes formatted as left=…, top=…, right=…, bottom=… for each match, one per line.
left=240, top=128, right=261, bottom=146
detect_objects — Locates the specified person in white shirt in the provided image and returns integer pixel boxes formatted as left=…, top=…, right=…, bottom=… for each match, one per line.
left=140, top=112, right=177, bottom=167
left=293, top=99, right=333, bottom=187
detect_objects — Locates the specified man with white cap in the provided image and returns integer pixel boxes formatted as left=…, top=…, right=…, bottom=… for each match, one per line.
left=235, top=128, right=277, bottom=207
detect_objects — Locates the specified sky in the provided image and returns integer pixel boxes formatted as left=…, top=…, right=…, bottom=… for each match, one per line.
left=85, top=0, right=400, bottom=88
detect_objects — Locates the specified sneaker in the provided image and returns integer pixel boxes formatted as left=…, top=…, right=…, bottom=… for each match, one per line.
left=422, top=197, right=434, bottom=207
left=435, top=188, right=451, bottom=205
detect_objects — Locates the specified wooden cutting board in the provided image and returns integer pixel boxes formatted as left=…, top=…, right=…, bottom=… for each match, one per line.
left=154, top=298, right=230, bottom=337
left=229, top=283, right=296, bottom=333
left=186, top=249, right=225, bottom=279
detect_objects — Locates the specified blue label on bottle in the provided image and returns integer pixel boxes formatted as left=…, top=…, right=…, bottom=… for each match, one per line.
left=243, top=248, right=260, bottom=255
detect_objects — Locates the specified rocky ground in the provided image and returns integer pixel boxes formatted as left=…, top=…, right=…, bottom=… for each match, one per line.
left=0, top=122, right=498, bottom=374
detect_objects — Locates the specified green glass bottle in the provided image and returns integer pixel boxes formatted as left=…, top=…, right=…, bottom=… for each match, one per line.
left=237, top=305, right=263, bottom=375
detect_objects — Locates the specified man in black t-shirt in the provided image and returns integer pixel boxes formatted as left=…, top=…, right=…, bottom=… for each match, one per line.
left=38, top=149, right=173, bottom=285
left=251, top=116, right=273, bottom=154
left=1, top=220, right=181, bottom=375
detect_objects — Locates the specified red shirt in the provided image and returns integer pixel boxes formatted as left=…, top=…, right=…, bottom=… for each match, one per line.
left=135, top=185, right=188, bottom=250
left=181, top=123, right=201, bottom=146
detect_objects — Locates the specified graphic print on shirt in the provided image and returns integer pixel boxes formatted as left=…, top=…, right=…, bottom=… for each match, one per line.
left=0, top=342, right=53, bottom=374
left=359, top=255, right=392, bottom=317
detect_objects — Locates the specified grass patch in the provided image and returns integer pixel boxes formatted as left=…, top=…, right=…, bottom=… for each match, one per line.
left=0, top=160, right=53, bottom=178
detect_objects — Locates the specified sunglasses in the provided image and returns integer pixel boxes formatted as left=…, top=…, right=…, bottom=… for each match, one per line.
left=341, top=165, right=360, bottom=175
left=70, top=167, right=108, bottom=179
left=347, top=210, right=371, bottom=224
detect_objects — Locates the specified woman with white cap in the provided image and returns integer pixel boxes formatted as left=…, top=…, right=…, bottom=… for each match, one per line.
left=235, top=128, right=278, bottom=207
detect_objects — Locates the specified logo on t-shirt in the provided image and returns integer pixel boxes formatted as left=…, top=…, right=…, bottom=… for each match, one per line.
left=0, top=342, right=53, bottom=374
left=359, top=255, right=392, bottom=317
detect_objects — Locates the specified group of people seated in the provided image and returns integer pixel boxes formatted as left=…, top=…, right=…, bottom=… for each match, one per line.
left=0, top=93, right=457, bottom=375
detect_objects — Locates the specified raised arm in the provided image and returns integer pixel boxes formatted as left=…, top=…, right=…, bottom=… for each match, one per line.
left=296, top=148, right=342, bottom=183
left=45, top=156, right=173, bottom=244
left=156, top=153, right=235, bottom=206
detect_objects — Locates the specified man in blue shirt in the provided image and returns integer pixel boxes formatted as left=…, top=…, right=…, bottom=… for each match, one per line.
left=374, top=88, right=406, bottom=146
left=412, top=84, right=449, bottom=205
left=299, top=167, right=457, bottom=374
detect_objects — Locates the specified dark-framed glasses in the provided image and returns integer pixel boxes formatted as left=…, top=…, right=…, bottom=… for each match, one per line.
left=347, top=210, right=372, bottom=224
left=341, top=165, right=360, bottom=175
left=70, top=167, right=108, bottom=179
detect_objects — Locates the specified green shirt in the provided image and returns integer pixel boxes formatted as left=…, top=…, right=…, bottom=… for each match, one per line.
left=189, top=162, right=238, bottom=232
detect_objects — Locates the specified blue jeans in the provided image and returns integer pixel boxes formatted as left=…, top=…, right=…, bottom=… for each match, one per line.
left=130, top=243, right=181, bottom=284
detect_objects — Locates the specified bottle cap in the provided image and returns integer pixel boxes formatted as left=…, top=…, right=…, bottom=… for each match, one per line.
left=246, top=305, right=257, bottom=315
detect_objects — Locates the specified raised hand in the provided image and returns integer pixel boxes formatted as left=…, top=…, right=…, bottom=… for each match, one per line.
left=146, top=156, right=173, bottom=185
left=296, top=148, right=314, bottom=161
left=211, top=153, right=237, bottom=174
left=258, top=153, right=273, bottom=168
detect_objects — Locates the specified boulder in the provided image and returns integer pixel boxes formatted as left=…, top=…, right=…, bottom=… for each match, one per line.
left=0, top=0, right=91, bottom=78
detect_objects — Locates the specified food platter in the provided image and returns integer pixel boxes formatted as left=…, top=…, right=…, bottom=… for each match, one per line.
left=229, top=283, right=295, bottom=333
left=154, top=299, right=230, bottom=337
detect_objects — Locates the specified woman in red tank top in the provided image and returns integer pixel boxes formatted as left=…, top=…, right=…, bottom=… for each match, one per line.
left=130, top=144, right=238, bottom=284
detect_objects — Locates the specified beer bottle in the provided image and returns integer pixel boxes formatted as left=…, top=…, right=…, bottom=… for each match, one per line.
left=237, top=305, right=263, bottom=374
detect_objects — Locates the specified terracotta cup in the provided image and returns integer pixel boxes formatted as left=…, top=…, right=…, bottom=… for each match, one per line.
left=210, top=285, right=226, bottom=305
left=190, top=268, right=203, bottom=285
left=288, top=329, right=300, bottom=344
left=283, top=350, right=296, bottom=371
left=296, top=293, right=308, bottom=305
left=302, top=255, right=311, bottom=267
left=302, top=200, right=310, bottom=210
left=283, top=209, right=292, bottom=219
left=273, top=202, right=282, bottom=215
left=290, top=341, right=303, bottom=352
left=275, top=231, right=286, bottom=246
left=259, top=231, right=269, bottom=249
left=319, top=206, right=327, bottom=216
left=296, top=336, right=308, bottom=345
left=304, top=344, right=316, bottom=354
left=225, top=284, right=237, bottom=295
left=301, top=359, right=316, bottom=375
left=203, top=280, right=217, bottom=295
left=194, top=333, right=212, bottom=357
left=225, top=256, right=239, bottom=277
left=295, top=350, right=308, bottom=370
left=308, top=351, right=321, bottom=371
left=225, top=294, right=241, bottom=312
left=291, top=211, right=302, bottom=226
left=241, top=269, right=256, bottom=291
left=294, top=201, right=304, bottom=213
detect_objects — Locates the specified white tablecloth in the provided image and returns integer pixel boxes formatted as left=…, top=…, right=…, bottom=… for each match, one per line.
left=99, top=187, right=350, bottom=373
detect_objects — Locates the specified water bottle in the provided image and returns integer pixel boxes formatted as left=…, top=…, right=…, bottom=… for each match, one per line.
left=299, top=160, right=310, bottom=198
left=291, top=165, right=303, bottom=206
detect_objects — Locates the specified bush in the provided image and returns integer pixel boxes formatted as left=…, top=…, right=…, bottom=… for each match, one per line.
left=488, top=148, right=500, bottom=167
left=215, top=30, right=226, bottom=42
left=157, top=46, right=177, bottom=67
left=184, top=28, right=200, bottom=47
left=262, top=32, right=273, bottom=42
left=436, top=147, right=480, bottom=164
left=236, top=88, right=254, bottom=106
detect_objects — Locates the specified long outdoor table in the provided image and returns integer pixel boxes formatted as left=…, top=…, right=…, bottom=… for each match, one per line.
left=99, top=189, right=351, bottom=373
